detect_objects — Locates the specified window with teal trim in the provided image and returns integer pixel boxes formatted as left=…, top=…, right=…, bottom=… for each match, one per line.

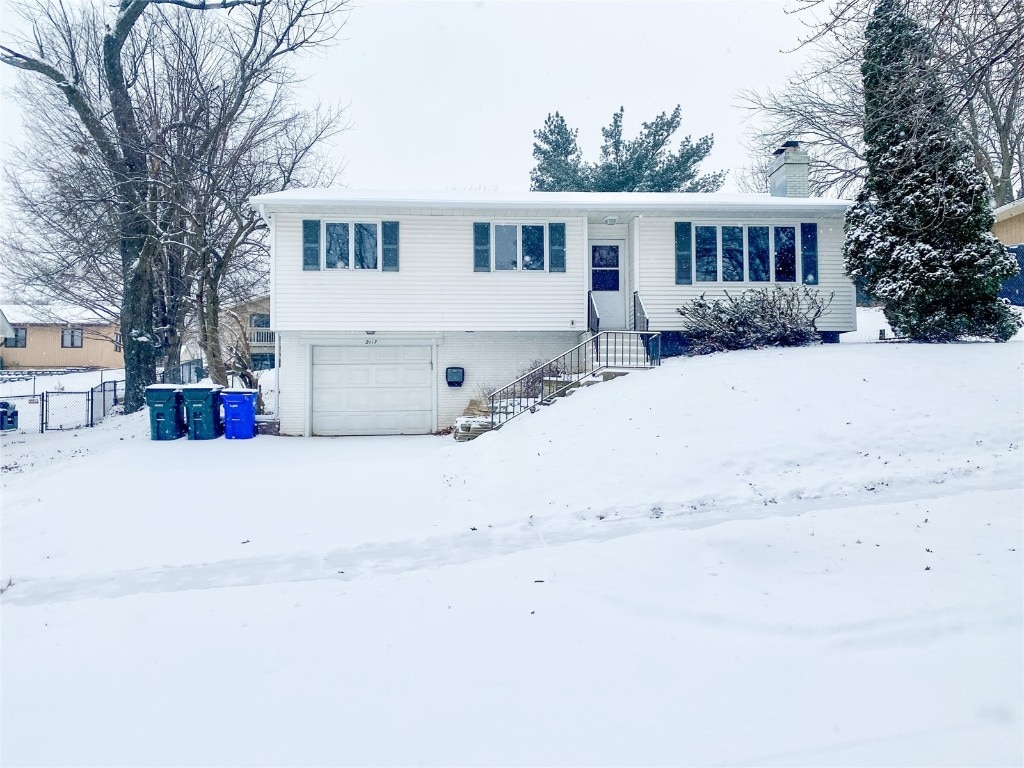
left=695, top=226, right=718, bottom=282
left=801, top=223, right=818, bottom=284
left=473, top=222, right=564, bottom=272
left=302, top=220, right=321, bottom=270
left=748, top=227, right=770, bottom=282
left=774, top=226, right=796, bottom=282
left=722, top=226, right=744, bottom=282
left=549, top=223, right=566, bottom=272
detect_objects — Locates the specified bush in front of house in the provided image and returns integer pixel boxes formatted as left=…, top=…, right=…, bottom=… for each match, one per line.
left=676, top=286, right=834, bottom=355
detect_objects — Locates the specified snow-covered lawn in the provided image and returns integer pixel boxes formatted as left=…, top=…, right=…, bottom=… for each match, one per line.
left=0, top=368, right=126, bottom=398
left=2, top=314, right=1022, bottom=766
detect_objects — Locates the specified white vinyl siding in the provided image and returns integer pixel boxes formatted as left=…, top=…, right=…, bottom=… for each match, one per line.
left=274, top=212, right=586, bottom=332
left=277, top=330, right=583, bottom=435
left=434, top=331, right=582, bottom=428
left=639, top=215, right=856, bottom=333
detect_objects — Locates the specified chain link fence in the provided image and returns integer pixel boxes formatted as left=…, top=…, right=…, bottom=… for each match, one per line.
left=0, top=394, right=43, bottom=432
left=0, top=380, right=124, bottom=434
left=157, top=359, right=203, bottom=385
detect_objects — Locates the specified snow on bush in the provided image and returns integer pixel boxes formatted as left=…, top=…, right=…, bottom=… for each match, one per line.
left=676, top=285, right=833, bottom=354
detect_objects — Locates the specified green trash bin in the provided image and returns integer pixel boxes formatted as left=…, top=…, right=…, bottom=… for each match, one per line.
left=145, top=385, right=185, bottom=440
left=181, top=385, right=223, bottom=440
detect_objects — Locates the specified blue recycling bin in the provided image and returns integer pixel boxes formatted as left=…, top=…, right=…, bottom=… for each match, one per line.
left=220, top=389, right=258, bottom=439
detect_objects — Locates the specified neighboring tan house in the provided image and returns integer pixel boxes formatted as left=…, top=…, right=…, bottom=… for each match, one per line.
left=0, top=304, right=123, bottom=369
left=994, top=198, right=1024, bottom=305
left=224, top=295, right=275, bottom=370
left=994, top=198, right=1024, bottom=245
left=251, top=143, right=857, bottom=437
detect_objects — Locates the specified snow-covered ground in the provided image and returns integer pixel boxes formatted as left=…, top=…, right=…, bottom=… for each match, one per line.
left=2, top=310, right=1022, bottom=767
left=0, top=367, right=126, bottom=398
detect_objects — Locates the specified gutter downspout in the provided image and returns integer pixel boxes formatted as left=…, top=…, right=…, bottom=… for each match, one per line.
left=254, top=202, right=280, bottom=422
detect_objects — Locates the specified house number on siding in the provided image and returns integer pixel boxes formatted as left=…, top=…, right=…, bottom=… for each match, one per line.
left=365, top=339, right=377, bottom=345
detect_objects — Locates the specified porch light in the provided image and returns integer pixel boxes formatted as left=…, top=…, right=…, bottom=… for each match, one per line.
left=603, top=216, right=618, bottom=225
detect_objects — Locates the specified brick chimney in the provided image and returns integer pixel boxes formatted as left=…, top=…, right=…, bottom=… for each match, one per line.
left=768, top=141, right=810, bottom=197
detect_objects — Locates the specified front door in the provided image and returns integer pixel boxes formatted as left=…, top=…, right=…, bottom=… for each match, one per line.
left=590, top=240, right=626, bottom=330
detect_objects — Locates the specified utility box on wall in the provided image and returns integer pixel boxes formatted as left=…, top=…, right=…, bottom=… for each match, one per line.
left=445, top=367, right=465, bottom=387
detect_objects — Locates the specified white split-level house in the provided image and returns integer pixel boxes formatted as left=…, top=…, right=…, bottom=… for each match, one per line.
left=251, top=143, right=856, bottom=437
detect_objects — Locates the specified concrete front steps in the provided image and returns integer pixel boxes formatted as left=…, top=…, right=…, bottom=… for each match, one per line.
left=452, top=369, right=631, bottom=442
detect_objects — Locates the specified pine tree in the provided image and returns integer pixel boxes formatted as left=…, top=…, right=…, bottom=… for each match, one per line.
left=843, top=0, right=1020, bottom=341
left=529, top=106, right=725, bottom=193
left=530, top=112, right=588, bottom=191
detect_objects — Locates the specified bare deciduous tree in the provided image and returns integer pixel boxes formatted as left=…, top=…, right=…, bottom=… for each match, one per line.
left=738, top=0, right=1023, bottom=204
left=1, top=0, right=347, bottom=411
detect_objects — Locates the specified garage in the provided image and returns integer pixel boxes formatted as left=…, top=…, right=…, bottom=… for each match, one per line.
left=311, top=344, right=434, bottom=435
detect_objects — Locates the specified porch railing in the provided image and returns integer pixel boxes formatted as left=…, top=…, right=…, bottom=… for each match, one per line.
left=248, top=328, right=275, bottom=345
left=588, top=291, right=600, bottom=334
left=488, top=331, right=661, bottom=428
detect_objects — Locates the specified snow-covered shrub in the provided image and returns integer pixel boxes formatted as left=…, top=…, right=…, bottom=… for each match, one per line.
left=676, top=286, right=833, bottom=355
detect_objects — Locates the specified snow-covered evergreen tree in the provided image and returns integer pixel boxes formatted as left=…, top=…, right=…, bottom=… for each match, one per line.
left=529, top=106, right=725, bottom=193
left=843, top=0, right=1020, bottom=341
left=530, top=112, right=589, bottom=192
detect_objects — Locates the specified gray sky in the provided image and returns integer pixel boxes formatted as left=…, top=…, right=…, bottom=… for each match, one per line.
left=309, top=0, right=813, bottom=192
left=0, top=0, right=815, bottom=193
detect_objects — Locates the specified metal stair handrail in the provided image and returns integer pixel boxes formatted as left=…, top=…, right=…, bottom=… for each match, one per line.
left=488, top=330, right=662, bottom=428
left=588, top=291, right=600, bottom=334
left=633, top=291, right=650, bottom=332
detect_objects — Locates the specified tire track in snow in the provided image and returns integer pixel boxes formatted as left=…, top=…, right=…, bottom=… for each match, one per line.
left=2, top=479, right=1020, bottom=607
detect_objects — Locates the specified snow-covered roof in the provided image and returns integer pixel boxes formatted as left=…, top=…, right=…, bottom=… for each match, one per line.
left=251, top=189, right=852, bottom=214
left=994, top=198, right=1024, bottom=222
left=0, top=303, right=117, bottom=325
left=0, top=308, right=13, bottom=338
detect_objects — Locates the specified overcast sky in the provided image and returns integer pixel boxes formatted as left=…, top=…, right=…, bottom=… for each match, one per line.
left=0, top=0, right=817, bottom=193
left=305, top=0, right=814, bottom=192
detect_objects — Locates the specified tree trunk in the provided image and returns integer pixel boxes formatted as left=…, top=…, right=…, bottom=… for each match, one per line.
left=120, top=209, right=157, bottom=412
left=203, top=292, right=228, bottom=387
left=196, top=264, right=228, bottom=386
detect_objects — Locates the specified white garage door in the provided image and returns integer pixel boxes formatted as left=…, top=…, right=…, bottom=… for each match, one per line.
left=311, top=345, right=434, bottom=435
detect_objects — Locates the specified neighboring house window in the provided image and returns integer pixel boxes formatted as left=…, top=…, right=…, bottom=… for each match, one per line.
left=114, top=333, right=122, bottom=352
left=318, top=221, right=399, bottom=271
left=4, top=327, right=27, bottom=348
left=251, top=353, right=275, bottom=370
left=685, top=223, right=819, bottom=285
left=61, top=328, right=83, bottom=348
left=472, top=222, right=564, bottom=272
left=250, top=313, right=271, bottom=328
